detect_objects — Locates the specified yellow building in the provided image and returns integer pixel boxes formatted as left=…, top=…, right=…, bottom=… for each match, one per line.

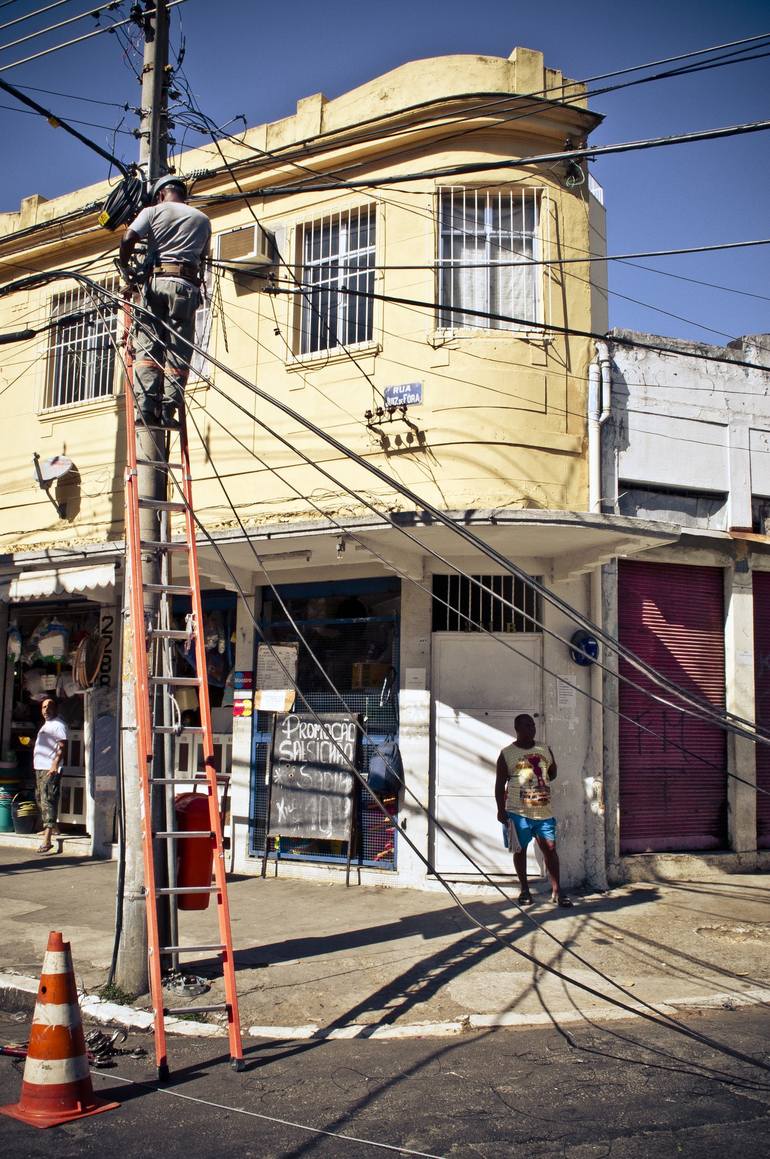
left=0, top=47, right=660, bottom=887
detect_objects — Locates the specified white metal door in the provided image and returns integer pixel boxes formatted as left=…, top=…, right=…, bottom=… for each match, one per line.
left=432, top=633, right=542, bottom=873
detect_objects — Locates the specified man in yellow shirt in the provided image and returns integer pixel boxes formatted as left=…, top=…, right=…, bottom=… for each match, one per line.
left=495, top=713, right=572, bottom=907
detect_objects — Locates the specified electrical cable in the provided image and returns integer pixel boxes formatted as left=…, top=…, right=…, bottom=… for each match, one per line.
left=0, top=74, right=130, bottom=172
left=271, top=279, right=770, bottom=376
left=113, top=279, right=770, bottom=775
left=8, top=79, right=131, bottom=108
left=0, top=97, right=135, bottom=135
left=3, top=271, right=765, bottom=1084
left=181, top=81, right=767, bottom=346
left=191, top=34, right=770, bottom=196
left=100, top=295, right=770, bottom=1085
left=176, top=73, right=767, bottom=453
left=173, top=74, right=387, bottom=410
left=94, top=1070, right=448, bottom=1158
left=11, top=265, right=770, bottom=744
left=168, top=50, right=767, bottom=348
left=215, top=235, right=770, bottom=274
left=0, top=0, right=187, bottom=74
left=162, top=295, right=770, bottom=743
left=347, top=45, right=770, bottom=175
left=0, top=0, right=123, bottom=56
left=0, top=0, right=74, bottom=34
left=206, top=118, right=770, bottom=199
left=180, top=380, right=762, bottom=797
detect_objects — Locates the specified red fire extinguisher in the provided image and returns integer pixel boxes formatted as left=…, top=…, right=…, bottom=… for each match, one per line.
left=174, top=792, right=214, bottom=911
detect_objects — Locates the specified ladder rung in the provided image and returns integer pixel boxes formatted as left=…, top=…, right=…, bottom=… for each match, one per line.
left=148, top=629, right=194, bottom=641
left=149, top=676, right=201, bottom=686
left=154, top=830, right=213, bottom=839
left=149, top=776, right=229, bottom=785
left=138, top=498, right=187, bottom=512
left=159, top=944, right=225, bottom=955
left=163, top=1004, right=229, bottom=1016
left=144, top=583, right=193, bottom=596
left=137, top=459, right=183, bottom=470
left=140, top=540, right=190, bottom=552
left=153, top=725, right=205, bottom=735
left=156, top=886, right=219, bottom=895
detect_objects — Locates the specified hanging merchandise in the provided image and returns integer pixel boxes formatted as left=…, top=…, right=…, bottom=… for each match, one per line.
left=57, top=671, right=81, bottom=700
left=37, top=619, right=70, bottom=662
left=6, top=626, right=21, bottom=662
left=203, top=611, right=227, bottom=654
left=73, top=634, right=108, bottom=689
left=22, top=669, right=46, bottom=701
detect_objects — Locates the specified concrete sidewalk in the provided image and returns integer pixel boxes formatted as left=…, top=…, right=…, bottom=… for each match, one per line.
left=0, top=845, right=768, bottom=1039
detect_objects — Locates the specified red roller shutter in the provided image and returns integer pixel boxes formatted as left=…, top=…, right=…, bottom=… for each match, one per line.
left=753, top=570, right=770, bottom=848
left=618, top=560, right=727, bottom=853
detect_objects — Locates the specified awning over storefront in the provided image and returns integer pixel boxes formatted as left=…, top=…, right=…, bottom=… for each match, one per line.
left=0, top=563, right=116, bottom=602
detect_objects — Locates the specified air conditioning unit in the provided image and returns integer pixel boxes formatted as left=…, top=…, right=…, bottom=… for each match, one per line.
left=216, top=223, right=275, bottom=269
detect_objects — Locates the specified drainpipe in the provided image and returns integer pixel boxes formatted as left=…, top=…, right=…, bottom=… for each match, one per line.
left=588, top=340, right=612, bottom=513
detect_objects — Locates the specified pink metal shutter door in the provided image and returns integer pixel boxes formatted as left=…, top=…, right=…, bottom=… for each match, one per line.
left=753, top=569, right=770, bottom=848
left=618, top=560, right=727, bottom=853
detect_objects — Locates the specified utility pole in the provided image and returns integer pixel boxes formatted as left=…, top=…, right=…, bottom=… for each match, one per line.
left=115, top=0, right=171, bottom=996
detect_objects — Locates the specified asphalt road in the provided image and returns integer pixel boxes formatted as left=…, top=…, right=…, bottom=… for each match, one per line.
left=1, top=1008, right=769, bottom=1157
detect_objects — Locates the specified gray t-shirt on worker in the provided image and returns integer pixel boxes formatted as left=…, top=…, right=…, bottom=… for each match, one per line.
left=128, top=202, right=211, bottom=266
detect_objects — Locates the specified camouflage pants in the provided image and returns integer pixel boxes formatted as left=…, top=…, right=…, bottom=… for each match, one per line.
left=132, top=276, right=200, bottom=416
left=35, top=769, right=61, bottom=827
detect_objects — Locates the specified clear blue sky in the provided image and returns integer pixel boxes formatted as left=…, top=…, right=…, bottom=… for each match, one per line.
left=1, top=0, right=767, bottom=345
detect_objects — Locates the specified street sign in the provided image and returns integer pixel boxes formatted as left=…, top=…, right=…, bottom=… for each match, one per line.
left=384, top=382, right=423, bottom=407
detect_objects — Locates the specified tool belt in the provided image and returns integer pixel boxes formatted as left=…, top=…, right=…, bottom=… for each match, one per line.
left=153, top=261, right=201, bottom=284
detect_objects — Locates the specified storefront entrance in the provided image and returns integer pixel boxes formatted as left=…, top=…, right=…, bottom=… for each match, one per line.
left=249, top=578, right=401, bottom=870
left=432, top=633, right=542, bottom=873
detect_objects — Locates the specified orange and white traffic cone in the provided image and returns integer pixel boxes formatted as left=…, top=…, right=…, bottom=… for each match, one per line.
left=0, top=931, right=119, bottom=1128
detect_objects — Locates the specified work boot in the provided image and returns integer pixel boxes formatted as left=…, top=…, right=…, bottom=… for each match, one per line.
left=135, top=402, right=161, bottom=428
left=161, top=401, right=180, bottom=430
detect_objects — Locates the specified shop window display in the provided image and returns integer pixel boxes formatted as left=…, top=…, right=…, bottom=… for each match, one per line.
left=2, top=601, right=102, bottom=832
left=250, top=580, right=400, bottom=870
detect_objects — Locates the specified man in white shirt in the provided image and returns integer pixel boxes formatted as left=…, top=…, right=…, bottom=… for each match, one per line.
left=33, top=697, right=68, bottom=854
left=118, top=174, right=211, bottom=428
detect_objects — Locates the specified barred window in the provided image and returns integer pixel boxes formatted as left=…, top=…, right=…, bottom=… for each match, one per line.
left=432, top=574, right=541, bottom=633
left=297, top=206, right=375, bottom=355
left=438, top=187, right=540, bottom=330
left=45, top=280, right=119, bottom=409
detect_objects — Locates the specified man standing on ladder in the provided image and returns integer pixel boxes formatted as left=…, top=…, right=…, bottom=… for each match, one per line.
left=118, top=174, right=211, bottom=428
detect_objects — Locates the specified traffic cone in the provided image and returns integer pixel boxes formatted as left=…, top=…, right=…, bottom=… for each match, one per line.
left=0, top=931, right=119, bottom=1128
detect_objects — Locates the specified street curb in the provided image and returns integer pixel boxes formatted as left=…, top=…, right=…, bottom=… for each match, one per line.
left=4, top=971, right=768, bottom=1042
left=0, top=972, right=226, bottom=1038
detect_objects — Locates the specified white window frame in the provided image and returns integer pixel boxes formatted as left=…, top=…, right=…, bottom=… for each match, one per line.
left=187, top=265, right=214, bottom=383
left=44, top=278, right=120, bottom=410
left=436, top=186, right=542, bottom=333
left=295, top=205, right=377, bottom=356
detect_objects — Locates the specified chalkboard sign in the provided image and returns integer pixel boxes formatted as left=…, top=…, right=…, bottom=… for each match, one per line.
left=266, top=712, right=360, bottom=843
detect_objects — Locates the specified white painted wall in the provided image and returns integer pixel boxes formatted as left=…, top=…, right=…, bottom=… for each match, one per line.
left=608, top=332, right=770, bottom=530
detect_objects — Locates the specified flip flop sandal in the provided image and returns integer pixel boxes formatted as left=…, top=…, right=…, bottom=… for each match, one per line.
left=518, top=890, right=534, bottom=906
left=551, top=894, right=574, bottom=907
left=36, top=844, right=53, bottom=855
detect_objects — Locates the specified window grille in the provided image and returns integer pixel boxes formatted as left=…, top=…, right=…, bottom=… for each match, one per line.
left=297, top=205, right=376, bottom=355
left=432, top=574, right=541, bottom=633
left=437, top=187, right=540, bottom=330
left=45, top=279, right=119, bottom=409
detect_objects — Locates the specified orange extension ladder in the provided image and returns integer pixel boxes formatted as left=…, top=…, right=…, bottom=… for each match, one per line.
left=122, top=299, right=243, bottom=1078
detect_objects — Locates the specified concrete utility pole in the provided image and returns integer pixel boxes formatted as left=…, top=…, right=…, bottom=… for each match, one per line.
left=115, top=0, right=171, bottom=996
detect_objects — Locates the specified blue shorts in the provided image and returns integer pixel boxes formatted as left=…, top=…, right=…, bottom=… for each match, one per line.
left=507, top=813, right=556, bottom=849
